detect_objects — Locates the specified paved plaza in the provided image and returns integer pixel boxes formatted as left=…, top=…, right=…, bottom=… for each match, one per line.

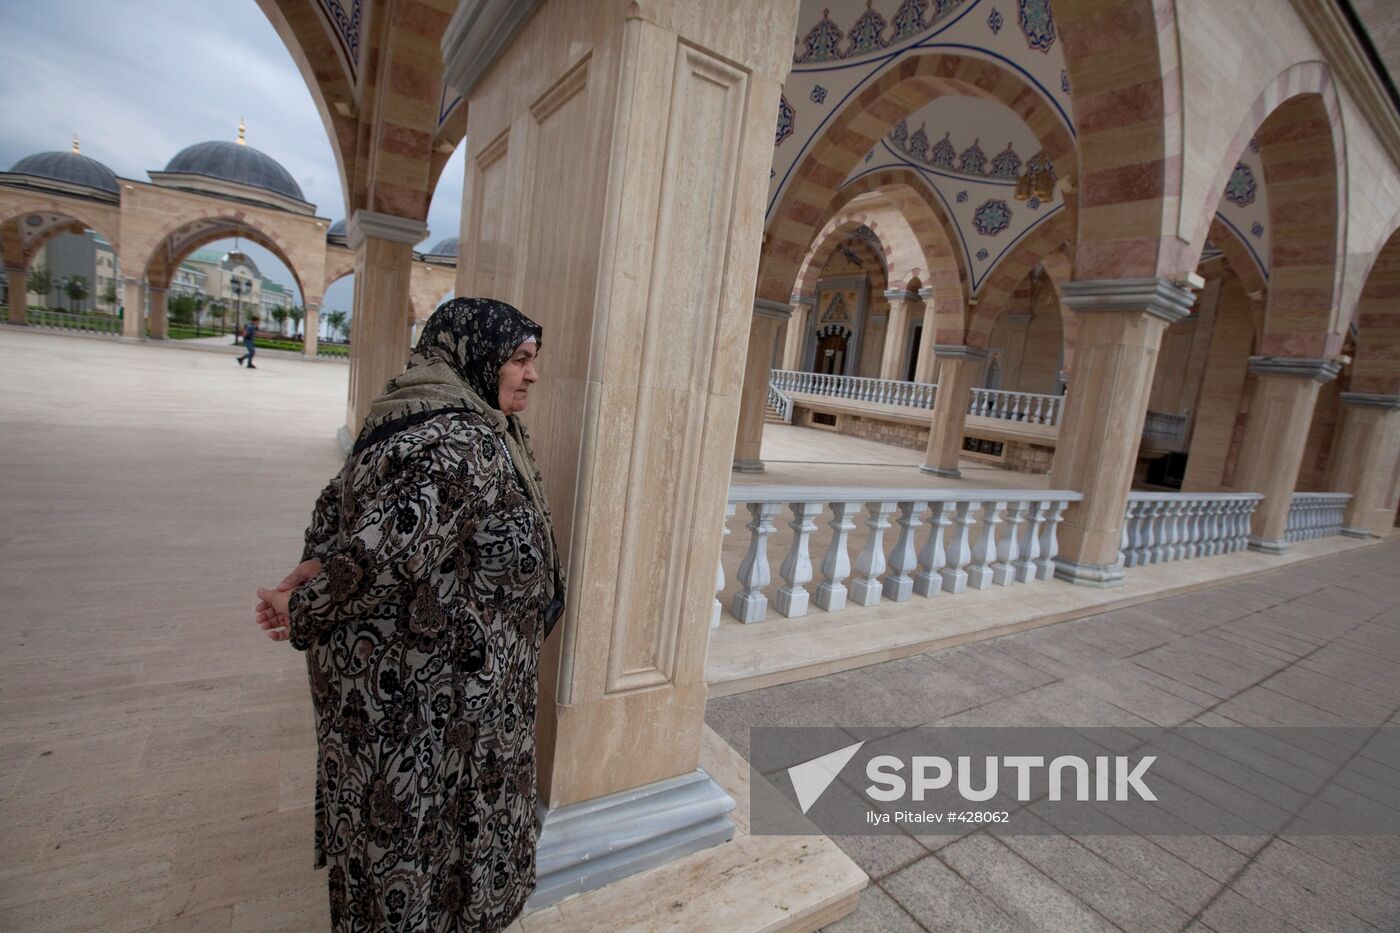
left=0, top=327, right=1396, bottom=932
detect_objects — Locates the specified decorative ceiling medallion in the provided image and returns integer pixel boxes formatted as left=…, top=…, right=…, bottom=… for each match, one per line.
left=987, top=8, right=1004, bottom=34
left=776, top=94, right=795, bottom=147
left=1225, top=162, right=1256, bottom=206
left=973, top=199, right=1013, bottom=236
left=1018, top=0, right=1056, bottom=52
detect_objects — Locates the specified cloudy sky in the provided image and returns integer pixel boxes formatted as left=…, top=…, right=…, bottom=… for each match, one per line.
left=0, top=0, right=465, bottom=317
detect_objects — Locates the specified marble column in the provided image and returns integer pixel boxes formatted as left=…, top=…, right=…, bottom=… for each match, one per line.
left=912, top=287, right=938, bottom=383
left=920, top=345, right=986, bottom=478
left=443, top=0, right=798, bottom=906
left=6, top=266, right=26, bottom=325
left=1050, top=278, right=1196, bottom=585
left=301, top=297, right=321, bottom=357
left=1181, top=274, right=1253, bottom=490
left=120, top=276, right=145, bottom=340
left=1328, top=393, right=1400, bottom=537
left=1230, top=357, right=1341, bottom=552
left=781, top=295, right=813, bottom=371
left=879, top=289, right=922, bottom=381
left=343, top=210, right=427, bottom=442
left=733, top=299, right=792, bottom=473
left=147, top=287, right=168, bottom=340
left=1000, top=311, right=1032, bottom=390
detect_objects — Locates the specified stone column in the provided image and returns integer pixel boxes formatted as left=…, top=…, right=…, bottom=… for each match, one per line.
left=733, top=299, right=792, bottom=473
left=302, top=297, right=321, bottom=357
left=1000, top=311, right=1032, bottom=389
left=781, top=295, right=812, bottom=370
left=443, top=0, right=798, bottom=906
left=1231, top=357, right=1342, bottom=551
left=1328, top=393, right=1400, bottom=537
left=6, top=266, right=27, bottom=325
left=1050, top=278, right=1195, bottom=585
left=344, top=211, right=427, bottom=441
left=878, top=289, right=920, bottom=380
left=1181, top=274, right=1253, bottom=490
left=920, top=345, right=985, bottom=478
left=120, top=276, right=145, bottom=340
left=913, top=287, right=938, bottom=382
left=147, top=287, right=168, bottom=340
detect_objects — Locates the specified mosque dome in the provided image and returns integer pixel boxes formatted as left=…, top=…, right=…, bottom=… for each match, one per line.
left=327, top=219, right=347, bottom=239
left=7, top=146, right=119, bottom=195
left=162, top=137, right=304, bottom=202
left=425, top=236, right=459, bottom=258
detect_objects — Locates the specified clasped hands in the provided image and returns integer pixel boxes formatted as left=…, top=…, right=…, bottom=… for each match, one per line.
left=255, top=558, right=322, bottom=642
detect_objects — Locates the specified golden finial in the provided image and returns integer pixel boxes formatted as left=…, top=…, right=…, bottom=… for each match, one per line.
left=72, top=134, right=80, bottom=155
left=237, top=117, right=246, bottom=146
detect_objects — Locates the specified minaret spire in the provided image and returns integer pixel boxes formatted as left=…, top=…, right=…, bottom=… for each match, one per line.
left=71, top=134, right=80, bottom=154
left=237, top=117, right=246, bottom=146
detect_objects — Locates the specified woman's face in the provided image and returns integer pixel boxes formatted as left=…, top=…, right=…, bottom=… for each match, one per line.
left=497, top=339, right=539, bottom=414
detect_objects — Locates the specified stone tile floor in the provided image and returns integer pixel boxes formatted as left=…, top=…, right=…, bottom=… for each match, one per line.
left=707, top=538, right=1400, bottom=933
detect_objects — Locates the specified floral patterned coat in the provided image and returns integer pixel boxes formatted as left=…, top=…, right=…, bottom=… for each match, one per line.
left=288, top=410, right=551, bottom=932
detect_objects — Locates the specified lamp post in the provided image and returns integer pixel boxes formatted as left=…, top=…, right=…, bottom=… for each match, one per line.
left=229, top=274, right=251, bottom=343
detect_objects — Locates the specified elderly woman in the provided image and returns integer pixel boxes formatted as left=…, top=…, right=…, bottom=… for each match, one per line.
left=255, top=298, right=563, bottom=932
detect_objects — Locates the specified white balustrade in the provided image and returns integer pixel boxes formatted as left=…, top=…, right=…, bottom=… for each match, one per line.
left=1120, top=493, right=1264, bottom=567
left=766, top=382, right=793, bottom=424
left=712, top=502, right=735, bottom=629
left=966, top=387, right=1062, bottom=426
left=770, top=369, right=937, bottom=411
left=1285, top=493, right=1351, bottom=542
left=719, top=487, right=1081, bottom=624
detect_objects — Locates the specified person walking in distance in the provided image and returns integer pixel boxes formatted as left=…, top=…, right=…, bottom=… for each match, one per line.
left=237, top=316, right=260, bottom=368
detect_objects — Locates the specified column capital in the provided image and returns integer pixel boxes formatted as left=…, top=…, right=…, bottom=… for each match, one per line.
left=917, top=287, right=934, bottom=301
left=752, top=298, right=792, bottom=322
left=788, top=293, right=816, bottom=306
left=1003, top=311, right=1032, bottom=325
left=1059, top=277, right=1196, bottom=325
left=1247, top=356, right=1342, bottom=383
left=1338, top=391, right=1400, bottom=410
left=347, top=210, right=429, bottom=250
left=933, top=344, right=988, bottom=361
left=882, top=288, right=920, bottom=302
left=303, top=297, right=323, bottom=311
left=441, top=0, right=545, bottom=96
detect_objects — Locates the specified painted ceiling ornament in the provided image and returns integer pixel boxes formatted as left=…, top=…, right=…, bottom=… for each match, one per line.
left=823, top=291, right=853, bottom=323
left=1225, top=162, right=1257, bottom=207
left=929, top=131, right=956, bottom=169
left=1018, top=0, right=1056, bottom=52
left=987, top=7, right=1004, bottom=34
left=776, top=94, right=795, bottom=147
left=1249, top=137, right=1260, bottom=153
left=1026, top=151, right=1057, bottom=184
left=991, top=142, right=1022, bottom=179
left=973, top=198, right=1013, bottom=236
left=956, top=190, right=969, bottom=203
left=1251, top=221, right=1264, bottom=238
left=1061, top=69, right=1071, bottom=94
left=796, top=8, right=844, bottom=63
left=958, top=138, right=988, bottom=175
left=892, top=0, right=930, bottom=40
left=848, top=0, right=890, bottom=56
left=891, top=119, right=910, bottom=149
left=908, top=124, right=932, bottom=161
left=976, top=248, right=990, bottom=261
left=810, top=84, right=828, bottom=104
left=1027, top=196, right=1042, bottom=210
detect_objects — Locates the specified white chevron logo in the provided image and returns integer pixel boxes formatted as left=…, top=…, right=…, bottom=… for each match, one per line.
left=787, top=740, right=865, bottom=814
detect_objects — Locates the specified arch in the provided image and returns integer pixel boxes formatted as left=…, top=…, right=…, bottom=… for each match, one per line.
left=134, top=210, right=307, bottom=299
left=967, top=212, right=1075, bottom=348
left=323, top=251, right=356, bottom=294
left=0, top=201, right=122, bottom=268
left=1350, top=224, right=1400, bottom=396
left=795, top=214, right=896, bottom=299
left=1206, top=217, right=1268, bottom=333
left=760, top=51, right=1076, bottom=306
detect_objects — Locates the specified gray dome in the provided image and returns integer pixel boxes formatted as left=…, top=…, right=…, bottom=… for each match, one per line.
left=327, top=219, right=347, bottom=238
left=426, top=236, right=459, bottom=258
left=8, top=150, right=119, bottom=194
left=163, top=140, right=304, bottom=201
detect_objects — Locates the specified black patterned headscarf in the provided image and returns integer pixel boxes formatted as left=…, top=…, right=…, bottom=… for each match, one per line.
left=414, top=297, right=543, bottom=411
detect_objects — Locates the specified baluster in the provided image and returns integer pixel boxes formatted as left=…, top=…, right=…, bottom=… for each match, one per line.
left=1185, top=502, right=1204, bottom=559
left=915, top=500, right=954, bottom=597
left=1121, top=500, right=1140, bottom=568
left=775, top=501, right=823, bottom=618
left=1017, top=500, right=1045, bottom=582
left=967, top=501, right=1005, bottom=589
left=992, top=501, right=1028, bottom=585
left=850, top=501, right=896, bottom=606
left=942, top=500, right=976, bottom=593
left=1163, top=501, right=1182, bottom=562
left=815, top=501, right=859, bottom=613
left=1028, top=396, right=1042, bottom=425
left=1198, top=501, right=1216, bottom=556
left=731, top=501, right=781, bottom=624
left=1036, top=500, right=1066, bottom=580
left=712, top=503, right=735, bottom=628
left=1017, top=395, right=1029, bottom=422
left=1145, top=501, right=1167, bottom=564
left=883, top=500, right=928, bottom=602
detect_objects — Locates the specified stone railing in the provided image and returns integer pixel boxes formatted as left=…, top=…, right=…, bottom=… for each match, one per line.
left=1285, top=492, right=1351, bottom=542
left=967, top=387, right=1062, bottom=426
left=770, top=369, right=937, bottom=410
left=717, top=486, right=1082, bottom=625
left=1142, top=409, right=1190, bottom=448
left=1119, top=492, right=1263, bottom=567
left=767, top=382, right=793, bottom=424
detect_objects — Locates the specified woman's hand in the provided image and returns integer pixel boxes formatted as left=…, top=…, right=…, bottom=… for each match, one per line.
left=277, top=558, right=323, bottom=591
left=254, top=559, right=320, bottom=642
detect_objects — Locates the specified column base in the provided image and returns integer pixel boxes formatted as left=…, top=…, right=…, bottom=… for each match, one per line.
left=1340, top=527, right=1373, bottom=540
left=1052, top=557, right=1126, bottom=588
left=527, top=768, right=736, bottom=911
left=1247, top=536, right=1289, bottom=555
left=919, top=464, right=961, bottom=479
left=732, top=459, right=765, bottom=473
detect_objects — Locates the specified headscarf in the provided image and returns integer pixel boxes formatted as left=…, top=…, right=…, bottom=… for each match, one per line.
left=356, top=297, right=561, bottom=619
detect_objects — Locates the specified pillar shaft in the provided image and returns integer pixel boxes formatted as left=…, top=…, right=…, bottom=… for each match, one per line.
left=1050, top=278, right=1196, bottom=585
left=1231, top=358, right=1341, bottom=551
left=302, top=300, right=321, bottom=357
left=912, top=288, right=938, bottom=383
left=879, top=290, right=921, bottom=381
left=121, top=278, right=145, bottom=340
left=6, top=267, right=27, bottom=325
left=345, top=211, right=426, bottom=434
left=920, top=346, right=984, bottom=478
left=1328, top=394, right=1400, bottom=537
left=1181, top=274, right=1253, bottom=490
left=733, top=301, right=790, bottom=472
left=781, top=298, right=811, bottom=371
left=147, top=288, right=168, bottom=340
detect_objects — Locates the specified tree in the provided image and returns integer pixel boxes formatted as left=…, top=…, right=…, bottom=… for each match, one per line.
left=168, top=292, right=199, bottom=325
left=288, top=305, right=304, bottom=337
left=27, top=267, right=53, bottom=307
left=325, top=309, right=348, bottom=342
left=63, top=275, right=89, bottom=312
left=208, top=299, right=228, bottom=332
left=100, top=282, right=118, bottom=311
left=270, top=307, right=288, bottom=335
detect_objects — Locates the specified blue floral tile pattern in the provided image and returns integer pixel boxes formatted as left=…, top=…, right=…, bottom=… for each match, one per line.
left=956, top=190, right=969, bottom=203
left=987, top=7, right=1004, bottom=33
left=810, top=84, right=828, bottom=104
left=958, top=139, right=988, bottom=175
left=847, top=1, right=889, bottom=55
left=990, top=143, right=1022, bottom=179
left=1018, top=0, right=1056, bottom=52
left=1251, top=222, right=1264, bottom=238
left=974, top=199, right=1013, bottom=236
left=976, top=248, right=990, bottom=261
left=776, top=94, right=794, bottom=146
left=1224, top=163, right=1256, bottom=207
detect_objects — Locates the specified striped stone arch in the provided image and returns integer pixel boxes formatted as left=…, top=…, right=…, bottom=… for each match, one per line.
left=1206, top=217, right=1268, bottom=320
left=0, top=201, right=122, bottom=268
left=323, top=252, right=356, bottom=294
left=1350, top=221, right=1400, bottom=395
left=795, top=213, right=899, bottom=298
left=759, top=51, right=1076, bottom=306
left=967, top=211, right=1075, bottom=348
left=137, top=211, right=307, bottom=299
